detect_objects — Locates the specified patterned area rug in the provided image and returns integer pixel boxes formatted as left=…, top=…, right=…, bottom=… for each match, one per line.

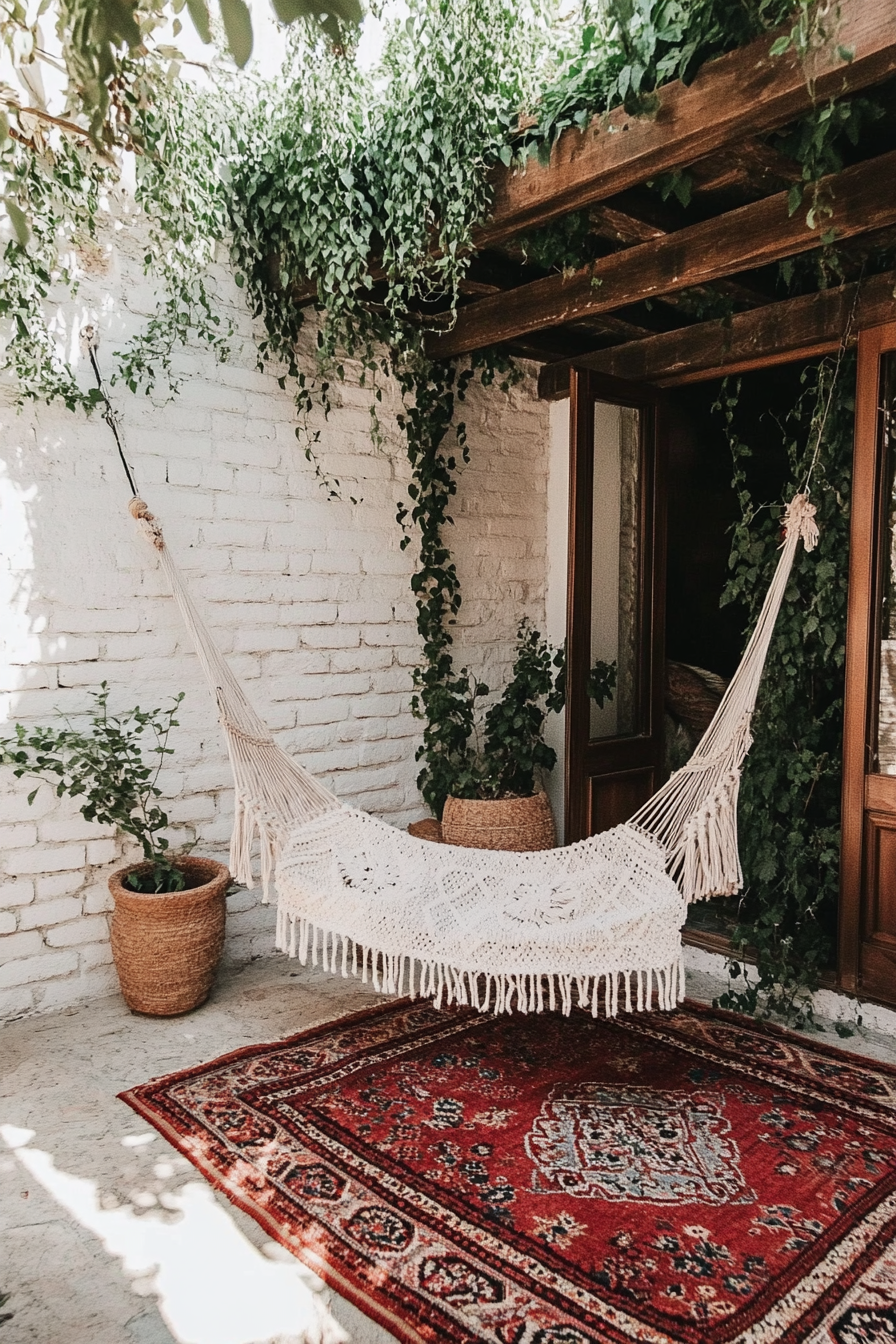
left=120, top=1000, right=896, bottom=1344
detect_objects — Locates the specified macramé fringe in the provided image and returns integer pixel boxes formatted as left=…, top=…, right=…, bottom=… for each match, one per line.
left=276, top=910, right=685, bottom=1017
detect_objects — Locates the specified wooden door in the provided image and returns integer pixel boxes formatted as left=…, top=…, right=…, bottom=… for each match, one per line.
left=565, top=369, right=667, bottom=843
left=841, top=322, right=896, bottom=1005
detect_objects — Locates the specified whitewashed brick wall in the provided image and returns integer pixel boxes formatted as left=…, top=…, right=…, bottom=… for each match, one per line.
left=0, top=223, right=551, bottom=1019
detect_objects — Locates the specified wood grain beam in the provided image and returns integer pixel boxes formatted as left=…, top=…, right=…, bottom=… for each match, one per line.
left=688, top=137, right=800, bottom=200
left=566, top=312, right=657, bottom=341
left=479, top=0, right=896, bottom=248
left=428, top=151, right=896, bottom=360
left=536, top=270, right=896, bottom=398
left=587, top=200, right=666, bottom=245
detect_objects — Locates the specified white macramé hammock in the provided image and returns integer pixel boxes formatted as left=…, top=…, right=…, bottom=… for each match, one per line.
left=128, top=492, right=819, bottom=1019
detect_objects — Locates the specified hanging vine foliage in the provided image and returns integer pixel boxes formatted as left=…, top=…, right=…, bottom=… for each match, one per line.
left=394, top=350, right=523, bottom=818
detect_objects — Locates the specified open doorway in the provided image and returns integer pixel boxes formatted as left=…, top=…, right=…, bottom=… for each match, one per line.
left=662, top=365, right=807, bottom=947
left=562, top=357, right=837, bottom=957
left=664, top=366, right=805, bottom=763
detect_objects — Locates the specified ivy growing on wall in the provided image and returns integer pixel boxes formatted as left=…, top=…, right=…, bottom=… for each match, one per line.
left=3, top=0, right=856, bottom=413
left=393, top=350, right=525, bottom=818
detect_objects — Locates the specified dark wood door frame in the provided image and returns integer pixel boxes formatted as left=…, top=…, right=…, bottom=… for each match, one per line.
left=839, top=321, right=896, bottom=999
left=564, top=368, right=668, bottom=843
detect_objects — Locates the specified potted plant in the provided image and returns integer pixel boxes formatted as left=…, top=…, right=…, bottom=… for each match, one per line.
left=0, top=685, right=229, bottom=1016
left=414, top=620, right=615, bottom=851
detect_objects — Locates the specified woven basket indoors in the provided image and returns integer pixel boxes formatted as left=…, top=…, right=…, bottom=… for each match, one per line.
left=109, top=856, right=229, bottom=1016
left=442, top=791, right=556, bottom=852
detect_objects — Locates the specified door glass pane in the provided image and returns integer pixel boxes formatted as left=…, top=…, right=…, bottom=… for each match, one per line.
left=590, top=401, right=640, bottom=739
left=877, top=352, right=896, bottom=773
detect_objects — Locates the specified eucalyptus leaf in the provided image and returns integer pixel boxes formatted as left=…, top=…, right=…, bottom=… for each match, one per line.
left=0, top=684, right=188, bottom=893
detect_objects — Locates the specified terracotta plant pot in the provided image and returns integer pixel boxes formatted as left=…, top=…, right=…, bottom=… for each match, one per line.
left=109, top=856, right=229, bottom=1016
left=441, top=791, right=556, bottom=852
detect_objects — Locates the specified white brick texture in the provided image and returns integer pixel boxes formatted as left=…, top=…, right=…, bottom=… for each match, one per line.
left=0, top=225, right=551, bottom=1020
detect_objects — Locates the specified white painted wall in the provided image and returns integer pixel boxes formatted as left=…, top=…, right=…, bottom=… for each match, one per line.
left=0, top=224, right=551, bottom=1019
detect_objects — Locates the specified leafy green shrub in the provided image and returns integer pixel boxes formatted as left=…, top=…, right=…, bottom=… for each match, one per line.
left=416, top=619, right=566, bottom=814
left=587, top=659, right=617, bottom=709
left=0, top=684, right=187, bottom=894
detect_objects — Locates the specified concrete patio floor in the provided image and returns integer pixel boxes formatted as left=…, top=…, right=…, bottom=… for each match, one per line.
left=0, top=957, right=394, bottom=1344
left=3, top=954, right=896, bottom=1344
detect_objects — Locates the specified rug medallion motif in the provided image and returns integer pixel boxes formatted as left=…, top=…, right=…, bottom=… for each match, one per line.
left=526, top=1083, right=751, bottom=1204
left=121, top=1000, right=896, bottom=1344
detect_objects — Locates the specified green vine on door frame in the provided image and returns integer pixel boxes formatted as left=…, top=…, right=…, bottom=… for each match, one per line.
left=711, top=351, right=856, bottom=1029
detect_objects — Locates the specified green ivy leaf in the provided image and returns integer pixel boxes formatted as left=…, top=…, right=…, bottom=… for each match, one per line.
left=3, top=197, right=30, bottom=247
left=218, top=0, right=253, bottom=67
left=185, top=0, right=213, bottom=45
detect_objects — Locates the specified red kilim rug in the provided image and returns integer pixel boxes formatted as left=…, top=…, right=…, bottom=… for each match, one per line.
left=120, top=1000, right=896, bottom=1344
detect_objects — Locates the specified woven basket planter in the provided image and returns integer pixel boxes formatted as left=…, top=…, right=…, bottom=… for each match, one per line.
left=441, top=791, right=556, bottom=852
left=407, top=818, right=444, bottom=843
left=109, top=856, right=229, bottom=1016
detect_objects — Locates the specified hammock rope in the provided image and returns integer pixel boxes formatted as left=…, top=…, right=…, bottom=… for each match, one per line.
left=629, top=492, right=818, bottom=900
left=128, top=499, right=340, bottom=902
left=81, top=326, right=825, bottom=1018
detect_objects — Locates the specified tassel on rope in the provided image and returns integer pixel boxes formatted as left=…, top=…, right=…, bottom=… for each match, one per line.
left=128, top=498, right=165, bottom=551
left=782, top=493, right=819, bottom=552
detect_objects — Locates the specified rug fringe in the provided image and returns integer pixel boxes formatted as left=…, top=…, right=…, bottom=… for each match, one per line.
left=278, top=917, right=686, bottom=1017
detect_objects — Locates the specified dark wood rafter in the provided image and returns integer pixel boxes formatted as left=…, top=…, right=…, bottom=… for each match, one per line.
left=687, top=138, right=801, bottom=202
left=478, top=0, right=896, bottom=248
left=584, top=142, right=801, bottom=246
left=587, top=200, right=665, bottom=246
left=427, top=150, right=896, bottom=359
left=536, top=270, right=896, bottom=397
left=566, top=312, right=657, bottom=341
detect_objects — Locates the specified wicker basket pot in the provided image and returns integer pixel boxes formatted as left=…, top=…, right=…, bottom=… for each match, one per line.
left=441, top=791, right=556, bottom=852
left=109, top=856, right=229, bottom=1016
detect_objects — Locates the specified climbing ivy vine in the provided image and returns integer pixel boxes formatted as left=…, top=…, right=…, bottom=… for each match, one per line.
left=393, top=350, right=527, bottom=817
left=713, top=352, right=855, bottom=1027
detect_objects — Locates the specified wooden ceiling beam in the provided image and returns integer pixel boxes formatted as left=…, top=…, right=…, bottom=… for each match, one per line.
left=688, top=137, right=800, bottom=200
left=536, top=270, right=896, bottom=397
left=479, top=0, right=896, bottom=248
left=587, top=200, right=666, bottom=246
left=427, top=150, right=896, bottom=359
left=566, top=312, right=658, bottom=341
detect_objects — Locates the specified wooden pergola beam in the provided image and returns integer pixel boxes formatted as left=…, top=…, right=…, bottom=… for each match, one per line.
left=479, top=0, right=896, bottom=248
left=428, top=150, right=896, bottom=360
left=536, top=270, right=896, bottom=397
